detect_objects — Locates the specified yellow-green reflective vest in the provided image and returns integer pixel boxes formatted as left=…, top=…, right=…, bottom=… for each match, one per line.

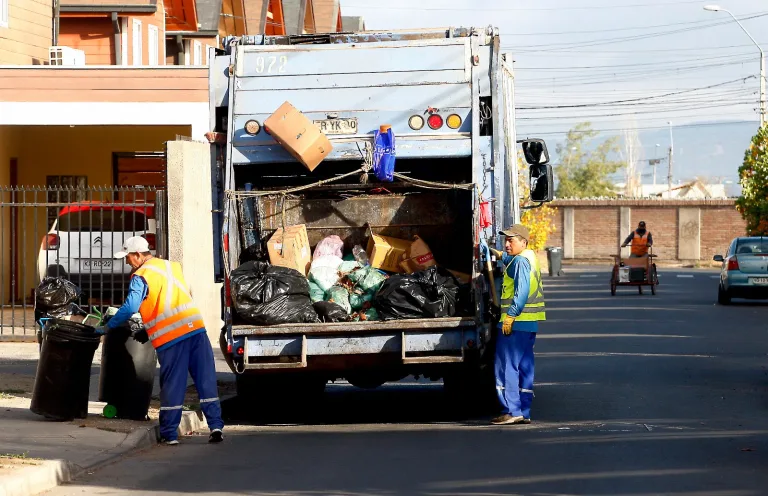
left=499, top=249, right=546, bottom=322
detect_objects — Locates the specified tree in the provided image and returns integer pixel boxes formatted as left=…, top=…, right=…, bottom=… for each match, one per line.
left=736, top=125, right=768, bottom=235
left=519, top=157, right=557, bottom=251
left=555, top=122, right=624, bottom=198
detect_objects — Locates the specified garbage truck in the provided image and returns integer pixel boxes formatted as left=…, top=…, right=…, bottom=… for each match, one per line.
left=208, top=27, right=554, bottom=399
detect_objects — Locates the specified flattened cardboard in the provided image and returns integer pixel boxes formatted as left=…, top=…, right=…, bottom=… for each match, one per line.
left=263, top=101, right=333, bottom=171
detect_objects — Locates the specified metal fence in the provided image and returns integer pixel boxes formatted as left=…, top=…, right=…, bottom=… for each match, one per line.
left=0, top=186, right=165, bottom=337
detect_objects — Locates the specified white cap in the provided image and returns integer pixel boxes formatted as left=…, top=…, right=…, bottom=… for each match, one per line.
left=114, top=236, right=150, bottom=259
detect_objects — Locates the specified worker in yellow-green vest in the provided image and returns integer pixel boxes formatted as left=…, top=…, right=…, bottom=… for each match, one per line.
left=484, top=224, right=546, bottom=425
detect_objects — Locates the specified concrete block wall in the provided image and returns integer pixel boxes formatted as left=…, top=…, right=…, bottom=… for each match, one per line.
left=550, top=199, right=746, bottom=262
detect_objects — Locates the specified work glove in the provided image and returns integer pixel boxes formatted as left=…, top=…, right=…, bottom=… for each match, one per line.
left=621, top=244, right=627, bottom=248
left=132, top=329, right=150, bottom=344
left=501, top=314, right=515, bottom=336
left=93, top=326, right=107, bottom=335
left=479, top=239, right=491, bottom=262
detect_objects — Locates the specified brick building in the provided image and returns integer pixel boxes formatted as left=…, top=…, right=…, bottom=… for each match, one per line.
left=548, top=199, right=746, bottom=263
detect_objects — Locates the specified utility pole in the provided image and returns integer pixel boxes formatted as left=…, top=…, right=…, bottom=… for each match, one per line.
left=653, top=144, right=660, bottom=186
left=667, top=122, right=674, bottom=197
left=704, top=5, right=765, bottom=126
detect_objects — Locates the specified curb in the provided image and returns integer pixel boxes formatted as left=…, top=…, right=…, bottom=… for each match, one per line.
left=0, top=411, right=207, bottom=496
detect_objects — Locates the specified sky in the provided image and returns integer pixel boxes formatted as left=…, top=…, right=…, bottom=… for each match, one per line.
left=342, top=0, right=768, bottom=188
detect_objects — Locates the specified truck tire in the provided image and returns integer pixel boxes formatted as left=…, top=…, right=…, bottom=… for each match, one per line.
left=443, top=366, right=497, bottom=414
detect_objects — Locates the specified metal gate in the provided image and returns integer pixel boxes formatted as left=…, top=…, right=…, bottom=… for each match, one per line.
left=0, top=186, right=167, bottom=338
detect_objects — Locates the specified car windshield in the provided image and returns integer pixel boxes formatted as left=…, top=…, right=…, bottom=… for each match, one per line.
left=735, top=238, right=768, bottom=255
left=56, top=209, right=148, bottom=232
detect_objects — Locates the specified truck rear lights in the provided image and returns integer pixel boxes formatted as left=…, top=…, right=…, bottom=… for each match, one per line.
left=408, top=115, right=425, bottom=130
left=446, top=114, right=462, bottom=129
left=244, top=120, right=261, bottom=135
left=142, top=233, right=157, bottom=251
left=236, top=346, right=244, bottom=356
left=727, top=257, right=740, bottom=271
left=44, top=233, right=59, bottom=250
left=427, top=114, right=444, bottom=130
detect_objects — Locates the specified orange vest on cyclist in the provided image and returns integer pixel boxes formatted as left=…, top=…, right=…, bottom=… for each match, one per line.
left=631, top=231, right=650, bottom=256
left=132, top=258, right=205, bottom=349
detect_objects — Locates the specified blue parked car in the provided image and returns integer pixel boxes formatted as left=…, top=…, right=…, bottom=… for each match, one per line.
left=714, top=237, right=768, bottom=305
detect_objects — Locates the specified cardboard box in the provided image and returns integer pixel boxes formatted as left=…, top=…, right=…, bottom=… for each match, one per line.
left=399, top=235, right=437, bottom=274
left=267, top=224, right=312, bottom=276
left=366, top=233, right=412, bottom=273
left=263, top=102, right=333, bottom=171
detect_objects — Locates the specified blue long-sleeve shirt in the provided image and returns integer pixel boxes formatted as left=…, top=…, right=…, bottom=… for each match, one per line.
left=500, top=253, right=539, bottom=333
left=106, top=276, right=148, bottom=329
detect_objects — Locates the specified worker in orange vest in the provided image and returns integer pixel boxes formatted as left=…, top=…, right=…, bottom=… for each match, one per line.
left=96, top=236, right=224, bottom=445
left=621, top=221, right=653, bottom=258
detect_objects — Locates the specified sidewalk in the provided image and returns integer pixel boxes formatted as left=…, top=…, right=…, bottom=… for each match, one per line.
left=0, top=342, right=233, bottom=496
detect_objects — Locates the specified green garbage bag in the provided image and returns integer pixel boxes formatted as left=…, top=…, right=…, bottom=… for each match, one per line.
left=349, top=291, right=374, bottom=311
left=308, top=281, right=326, bottom=303
left=348, top=267, right=387, bottom=293
left=326, top=285, right=351, bottom=314
left=338, top=260, right=361, bottom=275
left=354, top=308, right=379, bottom=322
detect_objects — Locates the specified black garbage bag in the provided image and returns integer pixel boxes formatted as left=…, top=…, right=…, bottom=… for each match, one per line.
left=374, top=266, right=460, bottom=320
left=230, top=261, right=319, bottom=325
left=35, top=277, right=81, bottom=312
left=313, top=301, right=352, bottom=323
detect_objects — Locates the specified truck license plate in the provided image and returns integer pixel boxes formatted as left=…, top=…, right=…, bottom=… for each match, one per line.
left=83, top=260, right=112, bottom=268
left=751, top=277, right=768, bottom=285
left=314, top=118, right=358, bottom=135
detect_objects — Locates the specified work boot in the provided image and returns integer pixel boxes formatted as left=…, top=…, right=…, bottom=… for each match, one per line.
left=209, top=429, right=224, bottom=443
left=161, top=438, right=179, bottom=446
left=522, top=418, right=532, bottom=424
left=490, top=414, right=525, bottom=425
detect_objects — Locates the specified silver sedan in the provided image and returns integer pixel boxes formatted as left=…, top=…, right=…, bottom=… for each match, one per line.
left=714, top=237, right=768, bottom=304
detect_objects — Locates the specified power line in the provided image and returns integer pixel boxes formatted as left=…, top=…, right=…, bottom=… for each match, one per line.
left=516, top=120, right=759, bottom=136
left=344, top=0, right=725, bottom=12
left=503, top=13, right=768, bottom=52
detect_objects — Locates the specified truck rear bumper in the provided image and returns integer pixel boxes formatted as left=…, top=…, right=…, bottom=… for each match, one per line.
left=231, top=317, right=480, bottom=370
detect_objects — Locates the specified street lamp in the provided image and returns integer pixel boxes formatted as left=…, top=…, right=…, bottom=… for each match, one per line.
left=704, top=4, right=766, bottom=126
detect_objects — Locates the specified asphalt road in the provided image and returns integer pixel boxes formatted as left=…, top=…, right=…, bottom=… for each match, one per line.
left=46, top=267, right=768, bottom=496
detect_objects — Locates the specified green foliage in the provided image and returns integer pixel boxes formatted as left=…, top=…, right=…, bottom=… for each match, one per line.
left=555, top=122, right=624, bottom=198
left=736, top=125, right=768, bottom=235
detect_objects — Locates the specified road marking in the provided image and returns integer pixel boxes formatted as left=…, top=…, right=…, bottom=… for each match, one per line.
left=579, top=275, right=598, bottom=278
left=676, top=275, right=694, bottom=278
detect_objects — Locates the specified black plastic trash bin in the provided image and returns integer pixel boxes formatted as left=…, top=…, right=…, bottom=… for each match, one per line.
left=545, top=247, right=564, bottom=277
left=30, top=319, right=101, bottom=421
left=98, top=321, right=157, bottom=420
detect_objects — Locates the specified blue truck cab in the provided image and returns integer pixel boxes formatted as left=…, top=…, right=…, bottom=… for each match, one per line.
left=209, top=27, right=553, bottom=398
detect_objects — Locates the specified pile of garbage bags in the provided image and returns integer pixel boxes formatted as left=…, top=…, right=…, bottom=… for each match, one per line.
left=232, top=235, right=466, bottom=326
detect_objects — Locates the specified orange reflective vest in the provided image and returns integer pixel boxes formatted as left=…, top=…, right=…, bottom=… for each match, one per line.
left=132, top=258, right=205, bottom=349
left=631, top=231, right=650, bottom=256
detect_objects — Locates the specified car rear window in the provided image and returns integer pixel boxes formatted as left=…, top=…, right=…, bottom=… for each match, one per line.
left=57, top=210, right=148, bottom=232
left=735, top=239, right=768, bottom=255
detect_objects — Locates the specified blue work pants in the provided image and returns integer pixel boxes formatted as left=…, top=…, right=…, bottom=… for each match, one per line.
left=494, top=329, right=536, bottom=419
left=157, top=331, right=224, bottom=441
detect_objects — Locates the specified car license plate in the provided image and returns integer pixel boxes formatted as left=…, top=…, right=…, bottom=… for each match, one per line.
left=314, top=118, right=358, bottom=135
left=83, top=260, right=112, bottom=268
left=751, top=277, right=768, bottom=285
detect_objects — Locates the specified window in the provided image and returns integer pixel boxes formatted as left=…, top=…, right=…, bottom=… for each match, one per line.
left=148, top=25, right=158, bottom=65
left=193, top=40, right=202, bottom=66
left=0, top=0, right=8, bottom=28
left=132, top=19, right=142, bottom=65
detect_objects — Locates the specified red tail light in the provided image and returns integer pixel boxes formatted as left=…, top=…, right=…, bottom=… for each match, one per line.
left=236, top=346, right=244, bottom=356
left=142, top=233, right=156, bottom=251
left=727, top=257, right=740, bottom=271
left=43, top=233, right=59, bottom=250
left=427, top=114, right=444, bottom=130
